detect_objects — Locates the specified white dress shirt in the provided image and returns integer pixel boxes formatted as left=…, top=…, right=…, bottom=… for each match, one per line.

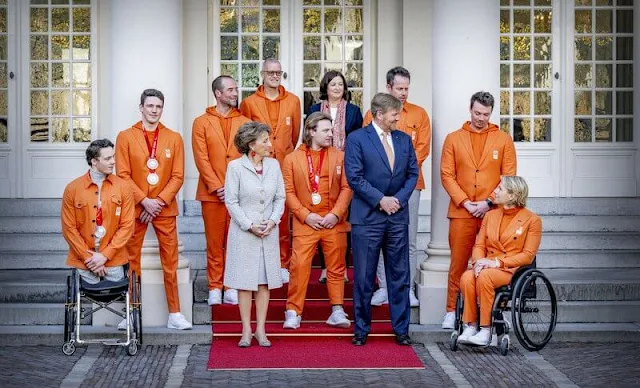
left=372, top=120, right=395, bottom=157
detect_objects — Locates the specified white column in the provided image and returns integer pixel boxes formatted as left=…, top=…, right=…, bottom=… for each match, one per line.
left=418, top=0, right=500, bottom=324
left=100, top=0, right=192, bottom=327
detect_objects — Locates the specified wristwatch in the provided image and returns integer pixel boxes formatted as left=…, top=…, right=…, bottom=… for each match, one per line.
left=486, top=198, right=494, bottom=207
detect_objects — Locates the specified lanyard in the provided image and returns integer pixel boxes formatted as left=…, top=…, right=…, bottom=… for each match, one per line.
left=143, top=128, right=160, bottom=162
left=305, top=147, right=326, bottom=194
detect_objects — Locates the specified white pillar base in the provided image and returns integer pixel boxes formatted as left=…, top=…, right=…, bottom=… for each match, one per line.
left=418, top=243, right=451, bottom=324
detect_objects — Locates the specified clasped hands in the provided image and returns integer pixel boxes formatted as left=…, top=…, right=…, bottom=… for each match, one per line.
left=85, top=250, right=108, bottom=276
left=473, top=258, right=499, bottom=277
left=140, top=198, right=165, bottom=224
left=463, top=200, right=490, bottom=218
left=250, top=219, right=277, bottom=238
left=379, top=196, right=400, bottom=215
left=305, top=212, right=339, bottom=231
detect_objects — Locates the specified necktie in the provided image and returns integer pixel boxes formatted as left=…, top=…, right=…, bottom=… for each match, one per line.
left=382, top=132, right=394, bottom=170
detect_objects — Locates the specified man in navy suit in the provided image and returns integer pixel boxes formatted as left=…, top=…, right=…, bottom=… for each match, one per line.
left=344, top=93, right=418, bottom=346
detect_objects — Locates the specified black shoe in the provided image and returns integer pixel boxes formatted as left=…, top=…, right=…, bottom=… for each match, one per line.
left=352, top=334, right=368, bottom=346
left=395, top=334, right=411, bottom=346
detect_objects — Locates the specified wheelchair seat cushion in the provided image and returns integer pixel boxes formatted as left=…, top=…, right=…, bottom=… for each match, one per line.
left=494, top=285, right=511, bottom=294
left=80, top=277, right=129, bottom=295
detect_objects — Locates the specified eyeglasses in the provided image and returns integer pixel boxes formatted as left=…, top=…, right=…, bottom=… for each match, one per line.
left=263, top=70, right=283, bottom=77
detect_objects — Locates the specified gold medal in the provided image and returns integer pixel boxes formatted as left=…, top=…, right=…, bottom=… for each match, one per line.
left=147, top=158, right=159, bottom=170
left=95, top=225, right=106, bottom=239
left=311, top=192, right=322, bottom=205
left=147, top=172, right=160, bottom=185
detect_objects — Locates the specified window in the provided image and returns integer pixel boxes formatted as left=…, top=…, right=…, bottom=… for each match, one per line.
left=218, top=0, right=282, bottom=101
left=573, top=0, right=633, bottom=142
left=0, top=0, right=7, bottom=143
left=301, top=0, right=364, bottom=112
left=500, top=0, right=553, bottom=142
left=28, top=0, right=93, bottom=143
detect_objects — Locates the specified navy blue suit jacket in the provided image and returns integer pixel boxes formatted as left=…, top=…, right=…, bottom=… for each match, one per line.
left=307, top=102, right=364, bottom=137
left=344, top=124, right=418, bottom=225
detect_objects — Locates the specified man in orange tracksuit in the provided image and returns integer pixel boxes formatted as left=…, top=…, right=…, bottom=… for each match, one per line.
left=192, top=75, right=249, bottom=306
left=282, top=112, right=352, bottom=330
left=115, top=88, right=192, bottom=330
left=440, top=91, right=517, bottom=329
left=240, top=58, right=302, bottom=282
left=363, top=66, right=431, bottom=307
left=62, top=139, right=135, bottom=285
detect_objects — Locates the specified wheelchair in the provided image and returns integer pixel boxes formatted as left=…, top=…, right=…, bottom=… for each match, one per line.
left=62, top=266, right=142, bottom=356
left=449, top=258, right=557, bottom=356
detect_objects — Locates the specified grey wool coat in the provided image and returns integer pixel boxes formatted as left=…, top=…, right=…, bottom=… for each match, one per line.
left=223, top=155, right=285, bottom=291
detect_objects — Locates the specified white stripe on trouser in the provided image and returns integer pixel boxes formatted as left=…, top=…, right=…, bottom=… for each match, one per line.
left=377, top=189, right=420, bottom=290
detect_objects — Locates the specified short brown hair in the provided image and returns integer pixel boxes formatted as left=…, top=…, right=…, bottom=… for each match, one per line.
left=371, top=93, right=402, bottom=118
left=234, top=122, right=271, bottom=155
left=470, top=91, right=495, bottom=110
left=501, top=175, right=529, bottom=207
left=302, top=112, right=332, bottom=147
left=139, top=89, right=164, bottom=106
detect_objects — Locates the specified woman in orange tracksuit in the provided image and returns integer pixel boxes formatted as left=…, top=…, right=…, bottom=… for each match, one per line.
left=457, top=176, right=542, bottom=346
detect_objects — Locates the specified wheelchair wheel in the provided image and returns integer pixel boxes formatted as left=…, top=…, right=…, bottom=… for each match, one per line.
left=63, top=272, right=77, bottom=344
left=62, top=341, right=76, bottom=356
left=126, top=341, right=139, bottom=356
left=131, top=272, right=143, bottom=345
left=449, top=331, right=459, bottom=351
left=499, top=336, right=510, bottom=356
left=511, top=270, right=557, bottom=351
left=454, top=292, right=464, bottom=333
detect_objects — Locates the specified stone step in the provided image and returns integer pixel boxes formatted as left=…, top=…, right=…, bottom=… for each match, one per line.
left=555, top=301, right=640, bottom=323
left=536, top=250, right=640, bottom=269
left=527, top=197, right=640, bottom=216
left=0, top=303, right=91, bottom=325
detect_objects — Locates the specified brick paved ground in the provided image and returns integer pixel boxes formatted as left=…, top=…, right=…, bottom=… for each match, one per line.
left=0, top=342, right=638, bottom=387
left=539, top=343, right=640, bottom=388
left=0, top=345, right=86, bottom=387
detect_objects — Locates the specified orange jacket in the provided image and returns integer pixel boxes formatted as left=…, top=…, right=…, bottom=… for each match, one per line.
left=282, top=145, right=352, bottom=236
left=61, top=172, right=135, bottom=269
left=115, top=122, right=185, bottom=217
left=364, top=101, right=431, bottom=189
left=192, top=107, right=249, bottom=202
left=472, top=207, right=542, bottom=274
left=441, top=122, right=517, bottom=219
left=239, top=85, right=301, bottom=165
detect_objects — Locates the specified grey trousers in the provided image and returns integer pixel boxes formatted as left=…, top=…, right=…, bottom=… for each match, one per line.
left=77, top=266, right=125, bottom=284
left=377, top=189, right=420, bottom=290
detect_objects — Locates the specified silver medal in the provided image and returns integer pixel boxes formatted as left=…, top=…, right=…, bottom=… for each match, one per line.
left=146, top=158, right=159, bottom=170
left=147, top=172, right=160, bottom=185
left=95, top=225, right=106, bottom=239
left=311, top=193, right=322, bottom=205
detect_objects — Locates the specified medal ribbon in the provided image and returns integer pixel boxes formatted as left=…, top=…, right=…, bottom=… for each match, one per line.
left=143, top=127, right=160, bottom=172
left=305, top=147, right=326, bottom=194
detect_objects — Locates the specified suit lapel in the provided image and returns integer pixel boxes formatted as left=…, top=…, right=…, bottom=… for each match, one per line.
left=478, top=131, right=498, bottom=167
left=461, top=131, right=477, bottom=168
left=256, top=98, right=273, bottom=134
left=328, top=147, right=336, bottom=192
left=295, top=149, right=312, bottom=192
left=488, top=208, right=508, bottom=252
left=227, top=118, right=239, bottom=153
left=391, top=130, right=403, bottom=175
left=500, top=208, right=533, bottom=246
left=133, top=124, right=150, bottom=158
left=366, top=126, right=392, bottom=172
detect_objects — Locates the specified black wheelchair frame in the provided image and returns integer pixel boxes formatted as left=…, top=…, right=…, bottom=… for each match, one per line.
left=450, top=258, right=558, bottom=356
left=62, top=266, right=142, bottom=356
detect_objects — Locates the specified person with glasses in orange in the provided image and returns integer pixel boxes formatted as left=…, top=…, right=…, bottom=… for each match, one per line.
left=240, top=58, right=302, bottom=283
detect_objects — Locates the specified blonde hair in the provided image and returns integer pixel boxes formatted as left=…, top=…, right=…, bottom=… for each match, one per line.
left=302, top=112, right=332, bottom=147
left=501, top=175, right=529, bottom=208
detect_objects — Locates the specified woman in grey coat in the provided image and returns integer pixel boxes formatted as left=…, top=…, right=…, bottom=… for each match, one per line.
left=224, top=121, right=285, bottom=348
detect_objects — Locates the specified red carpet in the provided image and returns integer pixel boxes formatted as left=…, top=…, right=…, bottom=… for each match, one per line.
left=207, top=336, right=424, bottom=370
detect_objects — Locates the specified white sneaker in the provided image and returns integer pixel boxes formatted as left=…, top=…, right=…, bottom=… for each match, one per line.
left=281, top=268, right=290, bottom=284
left=318, top=268, right=327, bottom=283
left=326, top=308, right=351, bottom=328
left=208, top=289, right=222, bottom=306
left=167, top=312, right=192, bottom=330
left=409, top=289, right=420, bottom=307
left=442, top=311, right=456, bottom=329
left=117, top=318, right=128, bottom=331
left=467, top=328, right=491, bottom=346
left=223, top=289, right=238, bottom=305
left=283, top=309, right=301, bottom=329
left=457, top=325, right=478, bottom=344
left=371, top=288, right=388, bottom=306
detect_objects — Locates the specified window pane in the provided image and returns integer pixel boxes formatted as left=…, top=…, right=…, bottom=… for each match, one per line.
left=534, top=91, right=551, bottom=115
left=303, top=63, right=321, bottom=88
left=595, top=64, right=612, bottom=87
left=616, top=91, right=633, bottom=114
left=220, top=36, right=238, bottom=60
left=220, top=8, right=238, bottom=33
left=500, top=10, right=510, bottom=33
left=534, top=10, right=551, bottom=33
left=31, top=8, right=48, bottom=32
left=220, top=63, right=238, bottom=80
left=575, top=37, right=592, bottom=60
left=241, top=63, right=259, bottom=88
left=616, top=119, right=633, bottom=141
left=513, top=64, right=531, bottom=87
left=303, top=8, right=320, bottom=33
left=575, top=91, right=592, bottom=115
left=72, top=7, right=90, bottom=32
left=52, top=63, right=70, bottom=87
left=345, top=35, right=363, bottom=60
left=514, top=118, right=531, bottom=141
left=500, top=91, right=510, bottom=115
left=595, top=118, right=612, bottom=141
left=500, top=64, right=511, bottom=88
left=513, top=10, right=531, bottom=33
left=500, top=36, right=510, bottom=60
left=574, top=118, right=592, bottom=142
left=72, top=63, right=91, bottom=88
left=304, top=36, right=321, bottom=60
left=616, top=36, right=632, bottom=60
left=575, top=10, right=592, bottom=33
left=51, top=35, right=70, bottom=60
left=52, top=90, right=70, bottom=115
left=52, top=118, right=70, bottom=142
left=0, top=90, right=6, bottom=116
left=500, top=118, right=511, bottom=135
left=72, top=35, right=90, bottom=60
left=241, top=36, right=259, bottom=60
left=73, top=90, right=90, bottom=115
left=513, top=36, right=531, bottom=60
left=616, top=64, right=632, bottom=87
left=324, top=8, right=342, bottom=33
left=575, top=64, right=593, bottom=88
left=241, top=8, right=259, bottom=33
left=616, top=9, right=633, bottom=33
left=534, top=36, right=551, bottom=60
left=345, top=62, right=363, bottom=88
left=73, top=118, right=91, bottom=142
left=345, top=8, right=363, bottom=33
left=534, top=64, right=552, bottom=88
left=0, top=36, right=5, bottom=60
left=513, top=91, right=530, bottom=114
left=31, top=35, right=49, bottom=60
left=51, top=7, right=69, bottom=32
left=324, top=35, right=343, bottom=61
left=30, top=118, right=48, bottom=142
left=31, top=63, right=49, bottom=88
left=595, top=91, right=612, bottom=115
left=0, top=63, right=6, bottom=88
left=595, top=36, right=613, bottom=60
left=31, top=90, right=49, bottom=115
left=263, top=36, right=280, bottom=59
left=534, top=118, right=551, bottom=141
left=595, top=9, right=612, bottom=33
left=263, top=8, right=279, bottom=33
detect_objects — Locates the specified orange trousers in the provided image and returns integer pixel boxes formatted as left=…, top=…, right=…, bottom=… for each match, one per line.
left=460, top=268, right=512, bottom=327
left=201, top=202, right=231, bottom=291
left=279, top=205, right=291, bottom=269
left=127, top=216, right=180, bottom=313
left=447, top=217, right=483, bottom=311
left=286, top=228, right=347, bottom=315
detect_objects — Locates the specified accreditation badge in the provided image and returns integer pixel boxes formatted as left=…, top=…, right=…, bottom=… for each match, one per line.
left=516, top=226, right=523, bottom=236
left=286, top=116, right=291, bottom=126
left=165, top=149, right=171, bottom=158
left=147, top=172, right=160, bottom=185
left=311, top=193, right=322, bottom=205
left=336, top=165, right=341, bottom=175
left=492, top=150, right=499, bottom=160
left=115, top=207, right=121, bottom=216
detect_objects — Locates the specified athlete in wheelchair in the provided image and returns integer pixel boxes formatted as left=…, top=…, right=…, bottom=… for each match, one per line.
left=449, top=176, right=557, bottom=355
left=60, top=139, right=142, bottom=356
